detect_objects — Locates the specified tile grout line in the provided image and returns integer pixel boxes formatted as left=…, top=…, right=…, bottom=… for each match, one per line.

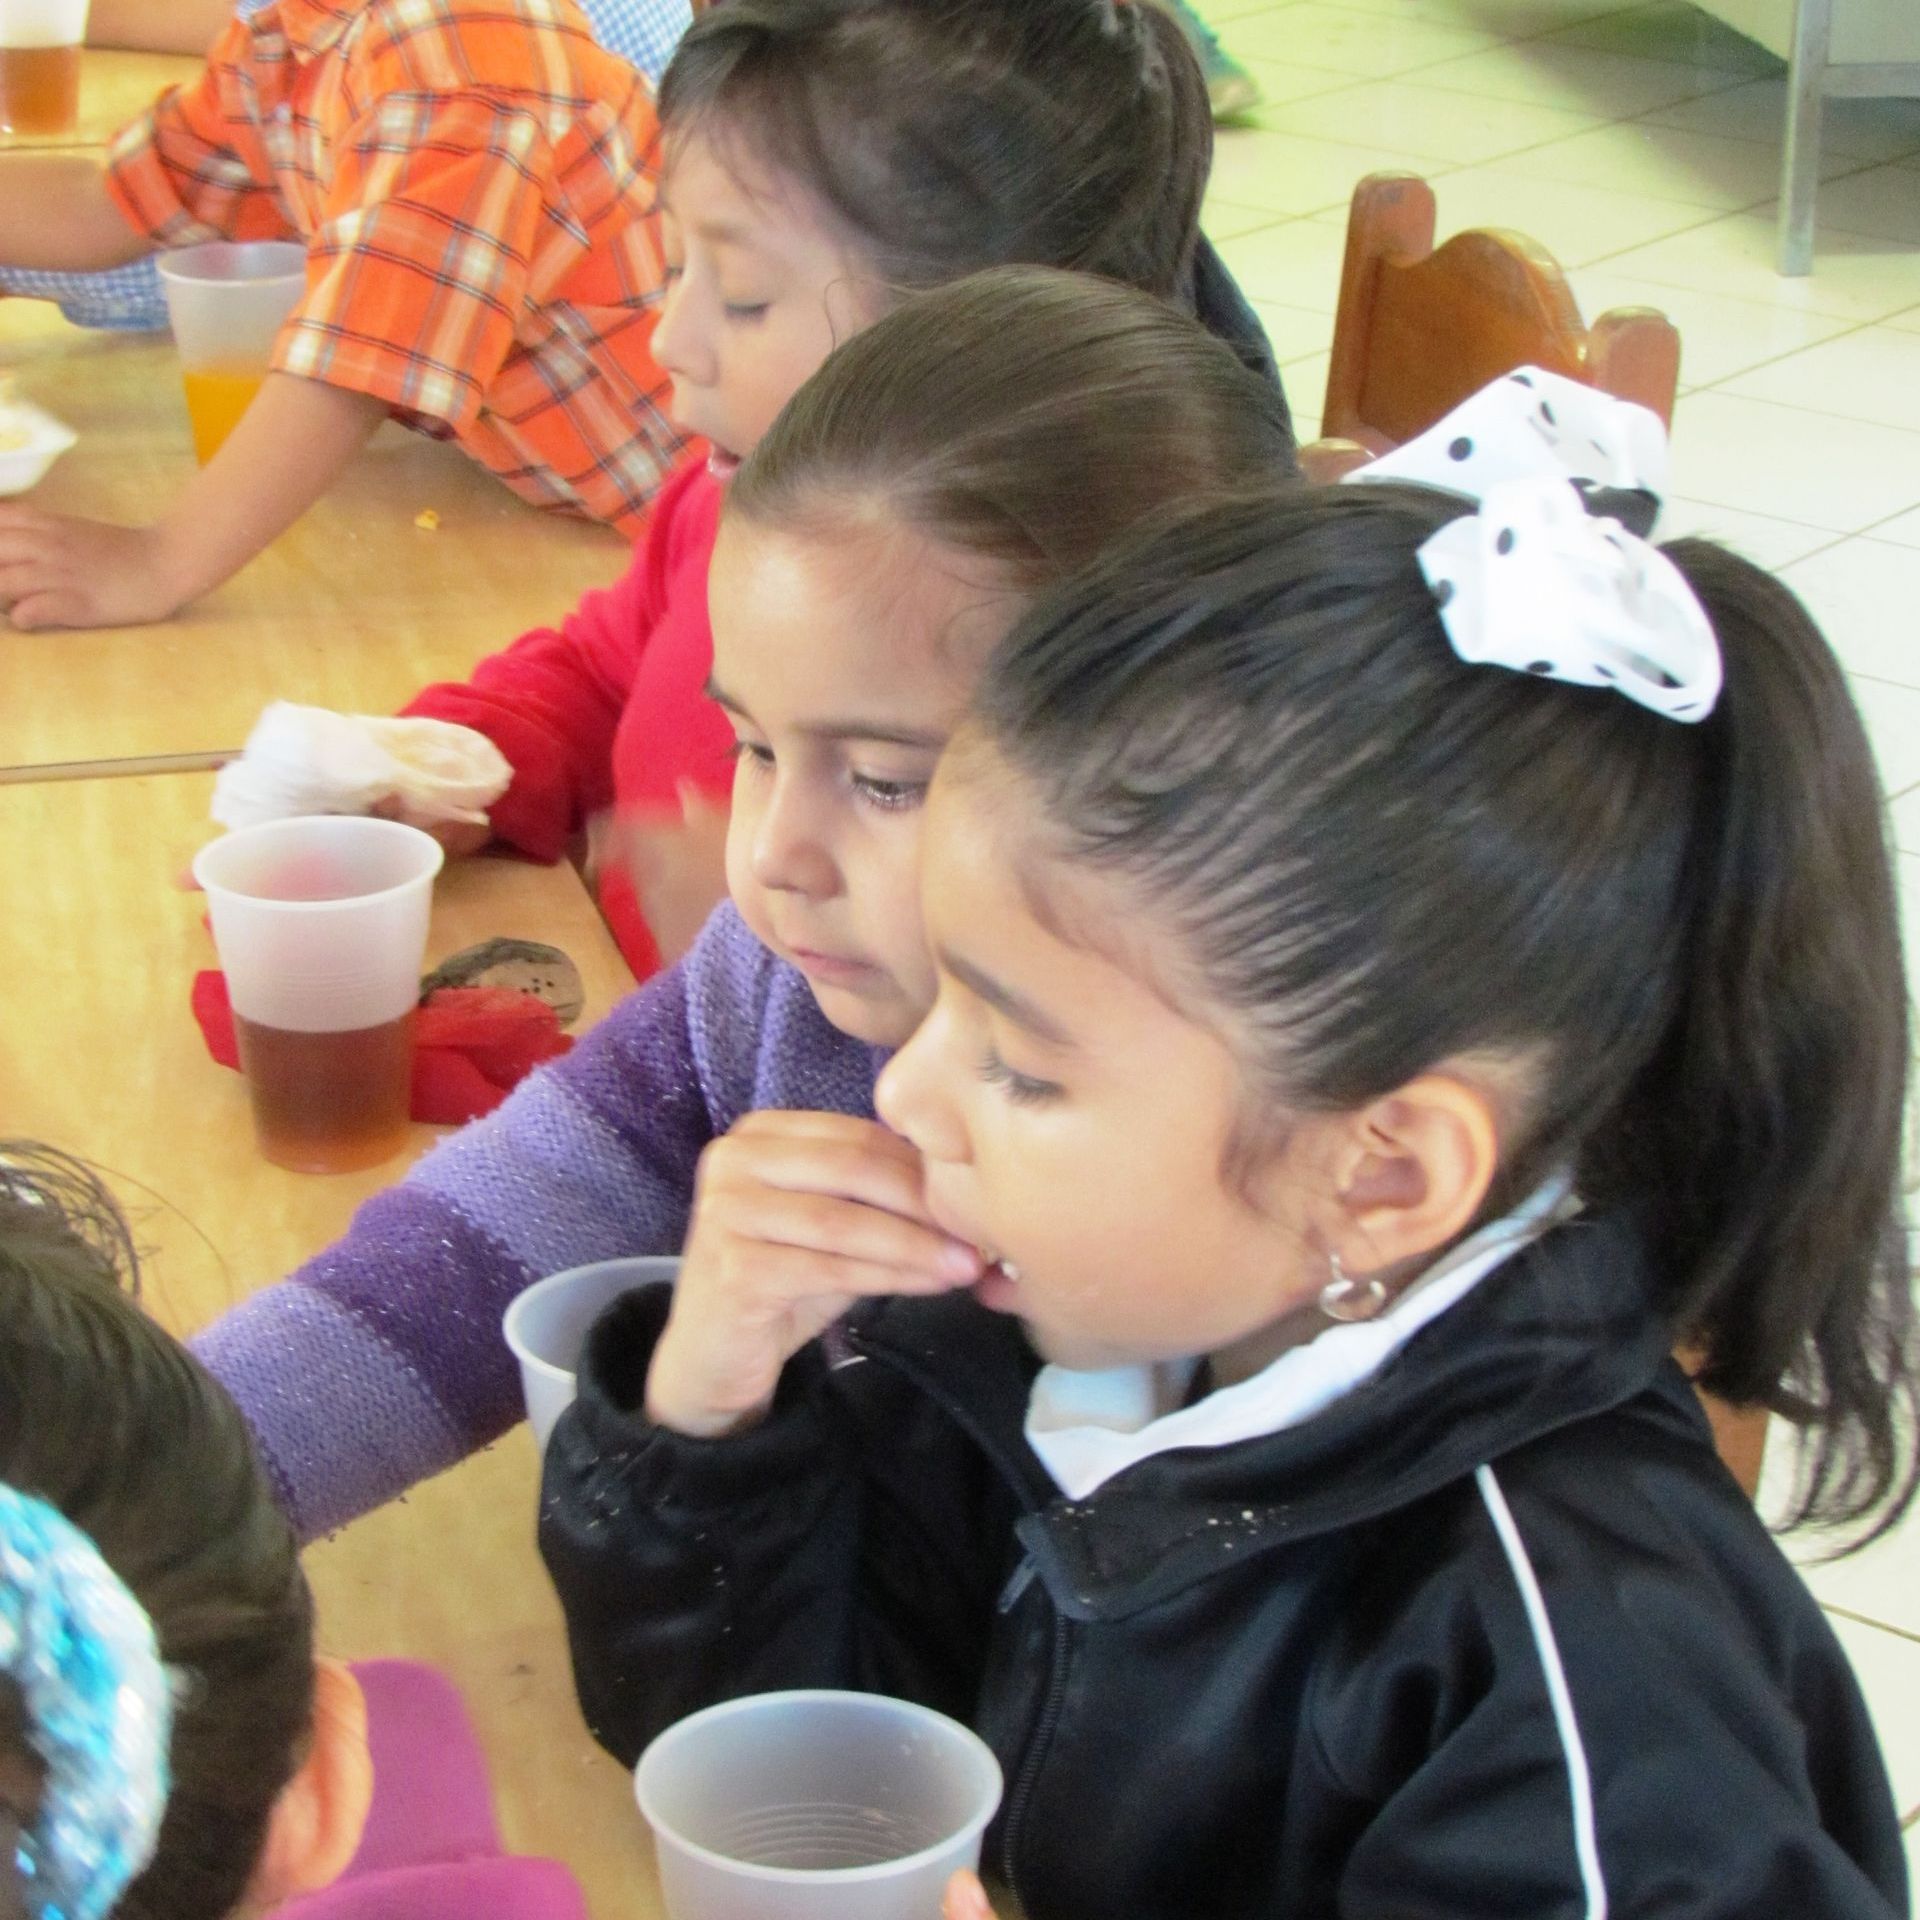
left=1678, top=309, right=1892, bottom=405
left=1822, top=1601, right=1920, bottom=1652
left=1682, top=354, right=1920, bottom=432
left=1569, top=210, right=1920, bottom=323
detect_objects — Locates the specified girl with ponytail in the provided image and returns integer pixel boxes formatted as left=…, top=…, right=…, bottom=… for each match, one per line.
left=552, top=369, right=1915, bottom=1920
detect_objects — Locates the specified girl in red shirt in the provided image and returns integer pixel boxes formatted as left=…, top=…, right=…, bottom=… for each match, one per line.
left=392, top=0, right=1284, bottom=977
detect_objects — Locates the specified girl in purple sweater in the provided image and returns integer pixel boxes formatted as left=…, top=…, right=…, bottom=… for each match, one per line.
left=193, top=269, right=1298, bottom=1541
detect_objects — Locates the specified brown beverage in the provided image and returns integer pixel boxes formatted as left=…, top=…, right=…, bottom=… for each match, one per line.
left=233, top=1010, right=415, bottom=1175
left=0, top=43, right=79, bottom=137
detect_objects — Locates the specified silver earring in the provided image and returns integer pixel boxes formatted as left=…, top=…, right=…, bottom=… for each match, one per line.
left=1319, top=1251, right=1387, bottom=1324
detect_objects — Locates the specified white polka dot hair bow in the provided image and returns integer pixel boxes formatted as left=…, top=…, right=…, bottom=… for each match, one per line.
left=1343, top=367, right=1721, bottom=724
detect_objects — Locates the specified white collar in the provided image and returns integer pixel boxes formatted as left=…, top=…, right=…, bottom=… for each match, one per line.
left=1025, top=1176, right=1580, bottom=1501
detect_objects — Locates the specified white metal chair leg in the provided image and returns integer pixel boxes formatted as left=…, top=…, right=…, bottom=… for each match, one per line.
left=1778, top=0, right=1834, bottom=276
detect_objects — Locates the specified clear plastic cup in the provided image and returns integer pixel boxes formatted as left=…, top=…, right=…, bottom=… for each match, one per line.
left=503, top=1256, right=681, bottom=1452
left=155, top=241, right=307, bottom=462
left=192, top=816, right=443, bottom=1175
left=0, top=0, right=88, bottom=139
left=636, top=1691, right=1004, bottom=1920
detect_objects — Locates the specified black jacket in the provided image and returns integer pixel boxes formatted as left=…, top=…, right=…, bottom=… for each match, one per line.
left=1192, top=234, right=1288, bottom=416
left=540, top=1214, right=1907, bottom=1919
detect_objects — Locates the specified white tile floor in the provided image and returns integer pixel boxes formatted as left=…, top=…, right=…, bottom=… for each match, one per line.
left=1193, top=0, right=1920, bottom=1868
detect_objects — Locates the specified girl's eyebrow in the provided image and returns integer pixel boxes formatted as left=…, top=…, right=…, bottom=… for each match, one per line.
left=938, top=948, right=1079, bottom=1051
left=704, top=679, right=947, bottom=751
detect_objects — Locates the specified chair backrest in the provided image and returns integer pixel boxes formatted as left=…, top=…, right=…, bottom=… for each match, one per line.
left=1313, top=172, right=1680, bottom=463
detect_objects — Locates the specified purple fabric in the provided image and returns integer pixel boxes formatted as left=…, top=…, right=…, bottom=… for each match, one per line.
left=278, top=1858, right=589, bottom=1920
left=193, top=906, right=882, bottom=1541
left=276, top=1661, right=589, bottom=1920
left=346, top=1662, right=500, bottom=1875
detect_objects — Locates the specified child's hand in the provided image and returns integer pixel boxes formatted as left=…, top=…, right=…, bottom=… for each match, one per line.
left=646, top=1112, right=983, bottom=1438
left=588, top=781, right=731, bottom=969
left=944, top=1871, right=1000, bottom=1920
left=366, top=795, right=492, bottom=859
left=0, top=509, right=191, bottom=629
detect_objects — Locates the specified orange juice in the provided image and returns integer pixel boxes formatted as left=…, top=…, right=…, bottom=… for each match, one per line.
left=181, top=365, right=265, bottom=464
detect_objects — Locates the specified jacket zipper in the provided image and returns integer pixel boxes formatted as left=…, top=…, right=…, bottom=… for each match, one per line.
left=999, top=1598, right=1071, bottom=1904
left=849, top=1327, right=1073, bottom=1909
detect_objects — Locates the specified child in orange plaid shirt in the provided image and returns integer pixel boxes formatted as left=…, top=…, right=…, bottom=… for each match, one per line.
left=0, top=0, right=679, bottom=630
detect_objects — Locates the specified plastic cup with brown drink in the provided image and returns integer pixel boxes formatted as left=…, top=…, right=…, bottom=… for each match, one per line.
left=155, top=241, right=307, bottom=463
left=193, top=816, right=444, bottom=1175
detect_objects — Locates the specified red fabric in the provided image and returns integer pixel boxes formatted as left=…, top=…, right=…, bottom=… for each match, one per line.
left=192, top=973, right=571, bottom=1125
left=400, top=458, right=736, bottom=979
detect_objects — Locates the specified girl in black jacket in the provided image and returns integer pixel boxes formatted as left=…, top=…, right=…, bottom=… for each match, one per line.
left=542, top=371, right=1918, bottom=1920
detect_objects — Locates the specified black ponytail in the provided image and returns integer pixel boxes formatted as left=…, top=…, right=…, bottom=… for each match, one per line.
left=1604, top=545, right=1915, bottom=1535
left=973, top=487, right=1917, bottom=1539
left=0, top=1145, right=316, bottom=1918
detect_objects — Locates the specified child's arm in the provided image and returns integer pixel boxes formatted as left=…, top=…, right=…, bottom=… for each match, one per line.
left=87, top=0, right=236, bottom=54
left=0, top=372, right=385, bottom=629
left=535, top=1116, right=992, bottom=1762
left=1312, top=1467, right=1909, bottom=1918
left=398, top=463, right=721, bottom=861
left=0, top=153, right=153, bottom=269
left=188, top=906, right=800, bottom=1542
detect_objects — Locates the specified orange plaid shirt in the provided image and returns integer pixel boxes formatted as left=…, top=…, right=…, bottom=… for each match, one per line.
left=106, top=0, right=682, bottom=535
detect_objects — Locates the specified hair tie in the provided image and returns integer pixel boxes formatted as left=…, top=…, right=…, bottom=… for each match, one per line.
left=1344, top=366, right=1721, bottom=724
left=0, top=1488, right=172, bottom=1920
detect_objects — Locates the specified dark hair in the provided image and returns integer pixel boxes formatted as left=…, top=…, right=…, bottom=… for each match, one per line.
left=971, top=486, right=1917, bottom=1539
left=0, top=1144, right=314, bottom=1918
left=658, top=0, right=1210, bottom=303
left=730, top=266, right=1296, bottom=585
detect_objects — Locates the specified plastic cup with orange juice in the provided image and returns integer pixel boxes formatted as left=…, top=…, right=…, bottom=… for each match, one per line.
left=156, top=242, right=307, bottom=463
left=0, top=0, right=88, bottom=139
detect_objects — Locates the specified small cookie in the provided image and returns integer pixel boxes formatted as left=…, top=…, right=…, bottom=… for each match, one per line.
left=421, top=938, right=585, bottom=1026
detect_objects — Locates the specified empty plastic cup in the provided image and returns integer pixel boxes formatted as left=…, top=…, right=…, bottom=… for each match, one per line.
left=192, top=816, right=443, bottom=1175
left=156, top=241, right=307, bottom=462
left=0, top=0, right=88, bottom=138
left=636, top=1690, right=1003, bottom=1920
left=504, top=1256, right=681, bottom=1452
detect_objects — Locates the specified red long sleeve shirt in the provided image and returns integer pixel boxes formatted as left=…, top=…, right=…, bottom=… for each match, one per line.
left=402, top=459, right=732, bottom=976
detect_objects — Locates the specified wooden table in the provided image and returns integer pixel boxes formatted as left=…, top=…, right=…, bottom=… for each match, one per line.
left=0, top=47, right=193, bottom=151
left=0, top=301, right=629, bottom=775
left=0, top=771, right=662, bottom=1919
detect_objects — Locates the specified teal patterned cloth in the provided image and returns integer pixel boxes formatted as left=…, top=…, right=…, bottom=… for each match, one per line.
left=0, top=1488, right=172, bottom=1920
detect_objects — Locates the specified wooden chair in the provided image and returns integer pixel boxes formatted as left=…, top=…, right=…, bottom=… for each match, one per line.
left=1299, top=172, right=1682, bottom=483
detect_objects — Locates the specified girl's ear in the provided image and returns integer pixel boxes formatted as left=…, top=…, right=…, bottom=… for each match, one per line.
left=243, top=1659, right=372, bottom=1911
left=1323, top=1072, right=1503, bottom=1277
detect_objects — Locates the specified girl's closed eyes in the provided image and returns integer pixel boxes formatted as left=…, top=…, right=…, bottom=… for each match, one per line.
left=977, top=1045, right=1061, bottom=1108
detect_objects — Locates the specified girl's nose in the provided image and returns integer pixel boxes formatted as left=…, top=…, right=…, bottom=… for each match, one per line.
left=876, top=1006, right=970, bottom=1167
left=651, top=272, right=712, bottom=387
left=749, top=780, right=837, bottom=899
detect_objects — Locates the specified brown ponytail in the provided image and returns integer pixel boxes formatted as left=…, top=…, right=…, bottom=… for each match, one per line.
left=658, top=0, right=1211, bottom=302
left=730, top=266, right=1296, bottom=583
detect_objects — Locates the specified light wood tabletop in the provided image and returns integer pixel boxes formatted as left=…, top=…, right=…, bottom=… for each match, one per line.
left=0, top=770, right=664, bottom=1918
left=0, top=300, right=629, bottom=775
left=0, top=47, right=194, bottom=150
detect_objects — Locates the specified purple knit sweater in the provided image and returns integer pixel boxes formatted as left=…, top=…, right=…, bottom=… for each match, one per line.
left=193, top=906, right=883, bottom=1541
